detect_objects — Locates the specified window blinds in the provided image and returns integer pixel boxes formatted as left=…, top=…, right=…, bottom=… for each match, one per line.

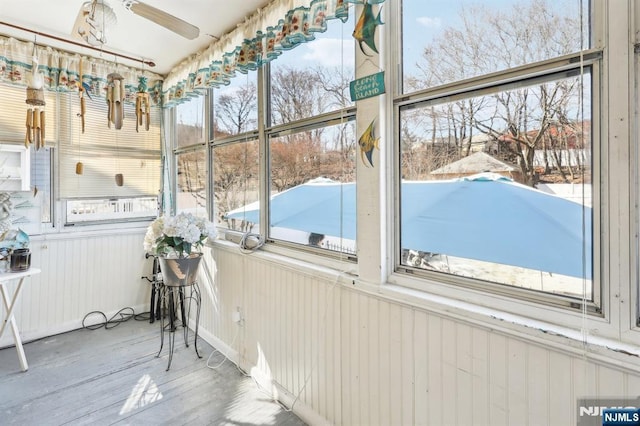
left=0, top=83, right=162, bottom=200
left=58, top=92, right=161, bottom=199
left=0, top=83, right=57, bottom=146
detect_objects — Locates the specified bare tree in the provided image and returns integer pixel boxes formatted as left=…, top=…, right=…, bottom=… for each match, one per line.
left=210, top=64, right=355, bottom=225
left=312, top=65, right=353, bottom=111
left=270, top=65, right=331, bottom=125
left=213, top=140, right=259, bottom=226
left=215, top=81, right=257, bottom=135
left=177, top=149, right=207, bottom=210
left=406, top=0, right=588, bottom=185
left=268, top=65, right=356, bottom=189
left=209, top=80, right=260, bottom=227
left=177, top=122, right=204, bottom=147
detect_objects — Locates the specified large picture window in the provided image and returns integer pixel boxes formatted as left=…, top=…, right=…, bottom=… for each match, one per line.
left=399, top=70, right=593, bottom=300
left=398, top=0, right=595, bottom=306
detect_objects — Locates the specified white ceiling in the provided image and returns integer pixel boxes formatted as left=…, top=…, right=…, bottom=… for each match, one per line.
left=0, top=0, right=271, bottom=75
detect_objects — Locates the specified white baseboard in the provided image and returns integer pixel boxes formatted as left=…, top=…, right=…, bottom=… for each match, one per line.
left=197, top=327, right=331, bottom=426
left=0, top=303, right=148, bottom=349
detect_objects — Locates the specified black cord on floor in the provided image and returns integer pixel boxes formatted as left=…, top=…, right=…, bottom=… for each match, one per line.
left=82, top=307, right=150, bottom=330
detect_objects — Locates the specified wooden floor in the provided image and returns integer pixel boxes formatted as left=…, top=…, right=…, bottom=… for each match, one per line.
left=0, top=318, right=306, bottom=426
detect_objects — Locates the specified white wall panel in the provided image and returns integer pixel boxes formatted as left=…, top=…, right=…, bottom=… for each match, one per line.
left=471, top=326, right=490, bottom=425
left=387, top=302, right=404, bottom=426
left=197, top=246, right=640, bottom=426
left=527, top=345, right=549, bottom=425
left=455, top=322, right=474, bottom=426
left=507, top=338, right=528, bottom=426
left=0, top=231, right=150, bottom=348
left=488, top=332, right=508, bottom=425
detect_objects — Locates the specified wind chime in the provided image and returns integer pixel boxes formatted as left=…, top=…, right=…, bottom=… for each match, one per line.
left=106, top=67, right=125, bottom=185
left=76, top=58, right=92, bottom=135
left=115, top=128, right=123, bottom=186
left=106, top=71, right=125, bottom=129
left=24, top=49, right=45, bottom=150
left=75, top=58, right=92, bottom=175
left=135, top=75, right=151, bottom=132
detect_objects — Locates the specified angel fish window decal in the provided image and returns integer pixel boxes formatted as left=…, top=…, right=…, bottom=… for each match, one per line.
left=349, top=0, right=385, bottom=57
left=359, top=119, right=380, bottom=167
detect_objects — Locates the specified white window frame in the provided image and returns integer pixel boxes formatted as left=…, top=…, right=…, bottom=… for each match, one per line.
left=380, top=0, right=640, bottom=343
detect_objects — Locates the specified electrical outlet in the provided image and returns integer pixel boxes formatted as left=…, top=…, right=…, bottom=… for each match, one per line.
left=233, top=307, right=243, bottom=324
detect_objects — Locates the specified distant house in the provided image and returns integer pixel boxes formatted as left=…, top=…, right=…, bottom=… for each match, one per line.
left=430, top=151, right=523, bottom=182
left=461, top=133, right=494, bottom=153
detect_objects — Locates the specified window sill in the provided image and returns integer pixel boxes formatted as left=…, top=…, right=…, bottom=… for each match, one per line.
left=30, top=222, right=148, bottom=241
left=372, top=281, right=640, bottom=374
left=213, top=238, right=358, bottom=282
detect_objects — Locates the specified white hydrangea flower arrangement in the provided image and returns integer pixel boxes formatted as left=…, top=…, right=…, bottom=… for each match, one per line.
left=144, top=212, right=217, bottom=258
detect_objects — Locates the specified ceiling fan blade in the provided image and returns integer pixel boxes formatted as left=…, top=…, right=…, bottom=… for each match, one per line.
left=125, top=1, right=199, bottom=40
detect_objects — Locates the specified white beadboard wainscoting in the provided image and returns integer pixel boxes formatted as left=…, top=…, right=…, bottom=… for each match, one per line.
left=0, top=229, right=150, bottom=349
left=4, top=232, right=640, bottom=425
left=199, top=243, right=640, bottom=426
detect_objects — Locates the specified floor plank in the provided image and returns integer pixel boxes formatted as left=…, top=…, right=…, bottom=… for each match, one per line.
left=0, top=319, right=306, bottom=426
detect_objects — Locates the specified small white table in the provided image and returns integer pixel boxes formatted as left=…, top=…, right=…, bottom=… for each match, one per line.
left=0, top=267, right=41, bottom=372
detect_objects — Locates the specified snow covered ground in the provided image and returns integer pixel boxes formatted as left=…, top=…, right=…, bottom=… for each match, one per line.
left=412, top=252, right=591, bottom=300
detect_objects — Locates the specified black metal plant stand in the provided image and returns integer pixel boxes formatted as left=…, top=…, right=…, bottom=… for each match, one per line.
left=142, top=253, right=163, bottom=323
left=156, top=280, right=202, bottom=371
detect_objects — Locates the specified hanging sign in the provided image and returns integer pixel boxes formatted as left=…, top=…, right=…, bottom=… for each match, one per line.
left=349, top=71, right=385, bottom=102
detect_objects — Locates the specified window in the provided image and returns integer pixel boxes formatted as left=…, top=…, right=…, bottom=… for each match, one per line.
left=65, top=197, right=158, bottom=223
left=209, top=14, right=357, bottom=255
left=214, top=138, right=260, bottom=232
left=397, top=0, right=595, bottom=307
left=176, top=94, right=206, bottom=148
left=265, top=13, right=356, bottom=253
left=268, top=119, right=356, bottom=252
left=30, top=145, right=52, bottom=224
left=402, top=0, right=589, bottom=93
left=0, top=77, right=161, bottom=226
left=269, top=11, right=354, bottom=127
left=213, top=73, right=257, bottom=136
left=212, top=71, right=260, bottom=233
left=59, top=92, right=161, bottom=223
left=0, top=84, right=56, bottom=228
left=176, top=150, right=207, bottom=217
left=269, top=21, right=354, bottom=126
left=175, top=95, right=207, bottom=217
left=0, top=83, right=57, bottom=145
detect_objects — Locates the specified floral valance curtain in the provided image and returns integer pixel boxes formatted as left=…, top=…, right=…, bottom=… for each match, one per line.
left=0, top=36, right=163, bottom=105
left=162, top=0, right=351, bottom=107
left=0, top=0, right=382, bottom=108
